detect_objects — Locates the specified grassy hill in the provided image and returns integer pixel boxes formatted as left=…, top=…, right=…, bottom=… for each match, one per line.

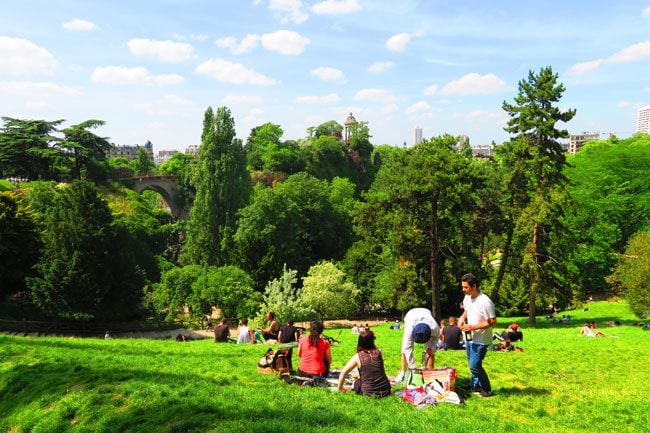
left=1, top=300, right=648, bottom=433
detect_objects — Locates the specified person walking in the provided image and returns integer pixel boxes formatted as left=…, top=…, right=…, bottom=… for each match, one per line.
left=458, top=273, right=497, bottom=397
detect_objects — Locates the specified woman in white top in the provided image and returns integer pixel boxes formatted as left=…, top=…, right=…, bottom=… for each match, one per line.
left=237, top=318, right=256, bottom=344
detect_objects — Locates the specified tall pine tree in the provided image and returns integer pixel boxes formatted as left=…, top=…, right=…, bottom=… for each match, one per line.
left=182, top=106, right=251, bottom=266
left=500, top=66, right=575, bottom=325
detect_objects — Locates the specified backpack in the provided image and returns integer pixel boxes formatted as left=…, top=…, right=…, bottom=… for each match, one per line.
left=257, top=348, right=291, bottom=374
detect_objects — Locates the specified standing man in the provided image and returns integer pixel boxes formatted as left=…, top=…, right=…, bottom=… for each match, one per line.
left=396, top=307, right=440, bottom=382
left=458, top=273, right=497, bottom=397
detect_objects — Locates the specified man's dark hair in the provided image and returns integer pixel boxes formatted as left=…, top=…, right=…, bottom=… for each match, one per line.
left=461, top=273, right=479, bottom=288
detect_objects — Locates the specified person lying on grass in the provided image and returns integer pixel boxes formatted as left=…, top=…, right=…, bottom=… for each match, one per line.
left=337, top=330, right=392, bottom=398
left=580, top=321, right=605, bottom=337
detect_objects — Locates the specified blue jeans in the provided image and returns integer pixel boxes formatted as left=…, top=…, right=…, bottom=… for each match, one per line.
left=466, top=342, right=491, bottom=392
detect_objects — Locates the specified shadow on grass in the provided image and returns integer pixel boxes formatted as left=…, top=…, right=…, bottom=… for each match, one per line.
left=0, top=358, right=362, bottom=433
left=455, top=378, right=550, bottom=399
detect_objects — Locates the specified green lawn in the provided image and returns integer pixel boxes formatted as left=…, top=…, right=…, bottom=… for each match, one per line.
left=1, top=300, right=648, bottom=433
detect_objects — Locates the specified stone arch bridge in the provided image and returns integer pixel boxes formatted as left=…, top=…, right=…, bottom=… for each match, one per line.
left=124, top=175, right=188, bottom=219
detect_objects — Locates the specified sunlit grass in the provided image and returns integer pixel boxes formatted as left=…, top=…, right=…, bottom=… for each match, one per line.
left=1, top=300, right=648, bottom=433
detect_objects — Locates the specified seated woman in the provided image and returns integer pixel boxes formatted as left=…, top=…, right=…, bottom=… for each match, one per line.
left=580, top=321, right=605, bottom=337
left=237, top=318, right=256, bottom=344
left=337, top=330, right=391, bottom=398
left=298, top=321, right=332, bottom=378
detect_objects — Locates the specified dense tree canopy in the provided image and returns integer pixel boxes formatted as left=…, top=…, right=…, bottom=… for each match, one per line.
left=182, top=106, right=251, bottom=267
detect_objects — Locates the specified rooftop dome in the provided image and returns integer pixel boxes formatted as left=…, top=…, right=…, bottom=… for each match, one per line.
left=344, top=112, right=358, bottom=126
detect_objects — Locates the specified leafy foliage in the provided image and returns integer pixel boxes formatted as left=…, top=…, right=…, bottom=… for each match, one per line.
left=257, top=265, right=313, bottom=324
left=182, top=106, right=251, bottom=266
left=609, top=230, right=650, bottom=318
left=300, top=261, right=359, bottom=320
left=0, top=191, right=40, bottom=300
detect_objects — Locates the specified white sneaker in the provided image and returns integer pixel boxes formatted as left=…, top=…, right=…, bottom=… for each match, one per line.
left=394, top=371, right=404, bottom=383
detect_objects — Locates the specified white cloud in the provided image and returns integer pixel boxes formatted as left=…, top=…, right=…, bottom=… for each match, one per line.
left=0, top=80, right=80, bottom=98
left=453, top=109, right=505, bottom=123
left=294, top=93, right=340, bottom=104
left=242, top=108, right=266, bottom=126
left=406, top=101, right=431, bottom=114
left=223, top=94, right=264, bottom=105
left=92, top=66, right=184, bottom=86
left=644, top=86, right=650, bottom=93
left=381, top=103, right=399, bottom=114
left=261, top=30, right=310, bottom=55
left=311, top=66, right=345, bottom=82
left=163, top=94, right=194, bottom=106
left=215, top=34, right=261, bottom=55
left=367, top=61, right=395, bottom=74
left=354, top=88, right=396, bottom=103
left=386, top=33, right=411, bottom=52
left=423, top=84, right=438, bottom=95
left=617, top=101, right=631, bottom=108
left=312, top=0, right=361, bottom=14
left=643, top=6, right=650, bottom=16
left=607, top=41, right=650, bottom=63
left=195, top=59, right=276, bottom=85
left=62, top=18, right=99, bottom=31
left=269, top=0, right=309, bottom=24
left=567, top=59, right=604, bottom=76
left=441, top=73, right=509, bottom=95
left=0, top=36, right=58, bottom=76
left=127, top=38, right=194, bottom=62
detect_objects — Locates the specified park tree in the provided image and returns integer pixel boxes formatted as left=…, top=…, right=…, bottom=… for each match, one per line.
left=0, top=117, right=63, bottom=180
left=354, top=135, right=480, bottom=320
left=234, top=173, right=355, bottom=290
left=59, top=120, right=111, bottom=181
left=257, top=265, right=313, bottom=324
left=189, top=265, right=260, bottom=319
left=182, top=106, right=251, bottom=266
left=500, top=66, right=575, bottom=325
left=300, top=261, right=359, bottom=321
left=303, top=135, right=350, bottom=181
left=28, top=181, right=145, bottom=320
left=609, top=230, right=650, bottom=319
left=563, top=134, right=650, bottom=298
left=131, top=147, right=155, bottom=175
left=0, top=192, right=40, bottom=300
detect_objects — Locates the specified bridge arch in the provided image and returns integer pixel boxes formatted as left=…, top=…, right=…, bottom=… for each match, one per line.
left=126, top=175, right=188, bottom=219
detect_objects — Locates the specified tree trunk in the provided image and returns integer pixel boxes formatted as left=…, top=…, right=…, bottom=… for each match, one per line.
left=429, top=192, right=441, bottom=321
left=491, top=225, right=514, bottom=305
left=528, top=222, right=540, bottom=326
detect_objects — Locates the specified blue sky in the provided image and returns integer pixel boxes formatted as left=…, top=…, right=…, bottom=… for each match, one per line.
left=1, top=0, right=649, bottom=152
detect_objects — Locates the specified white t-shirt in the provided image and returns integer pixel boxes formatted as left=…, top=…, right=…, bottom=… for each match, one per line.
left=462, top=292, right=496, bottom=345
left=237, top=326, right=252, bottom=344
left=401, top=308, right=440, bottom=369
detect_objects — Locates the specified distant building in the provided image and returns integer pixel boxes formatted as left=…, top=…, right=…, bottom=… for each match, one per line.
left=185, top=144, right=200, bottom=157
left=109, top=140, right=154, bottom=161
left=155, top=150, right=179, bottom=166
left=637, top=105, right=650, bottom=133
left=414, top=127, right=423, bottom=145
left=471, top=145, right=493, bottom=158
left=344, top=112, right=358, bottom=144
left=568, top=132, right=602, bottom=154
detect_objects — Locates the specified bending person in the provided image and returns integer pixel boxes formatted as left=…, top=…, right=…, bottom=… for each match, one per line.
left=397, top=307, right=440, bottom=382
left=337, top=330, right=391, bottom=397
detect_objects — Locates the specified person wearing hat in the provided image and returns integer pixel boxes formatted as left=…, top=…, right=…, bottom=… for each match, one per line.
left=396, top=307, right=440, bottom=382
left=458, top=272, right=496, bottom=397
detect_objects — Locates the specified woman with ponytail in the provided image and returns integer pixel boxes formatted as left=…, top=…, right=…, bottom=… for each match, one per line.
left=297, top=321, right=332, bottom=378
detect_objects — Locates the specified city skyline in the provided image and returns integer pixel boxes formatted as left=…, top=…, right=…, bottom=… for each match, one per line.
left=1, top=1, right=649, bottom=152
